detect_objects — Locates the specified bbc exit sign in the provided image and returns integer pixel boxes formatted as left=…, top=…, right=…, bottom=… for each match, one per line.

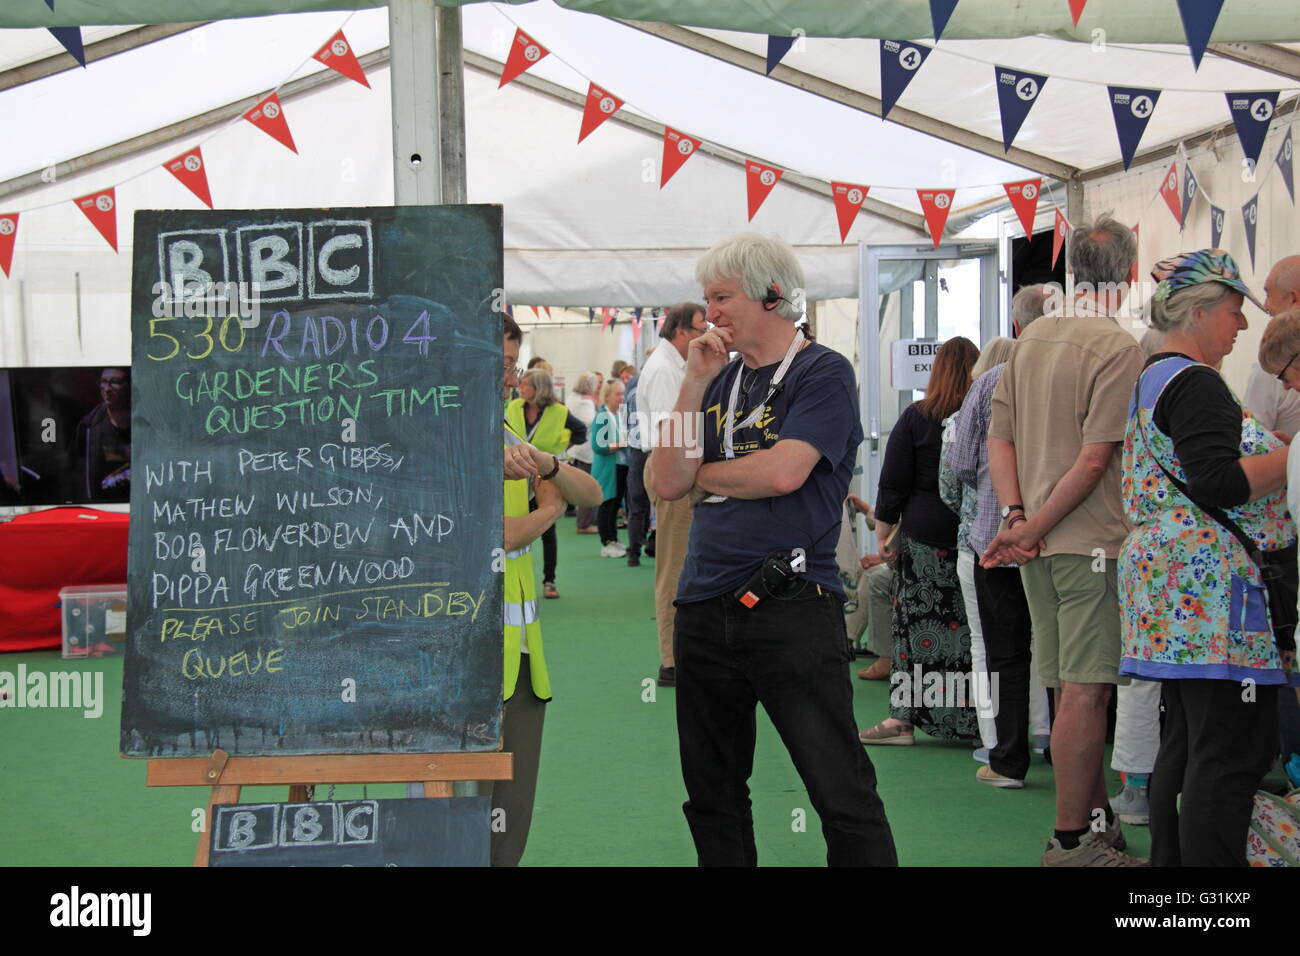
left=891, top=338, right=946, bottom=391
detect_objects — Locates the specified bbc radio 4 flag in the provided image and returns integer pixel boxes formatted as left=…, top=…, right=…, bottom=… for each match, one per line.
left=1181, top=163, right=1199, bottom=227
left=1226, top=92, right=1279, bottom=170
left=1108, top=86, right=1160, bottom=170
left=880, top=40, right=931, bottom=119
left=994, top=67, right=1047, bottom=152
left=1279, top=128, right=1295, bottom=204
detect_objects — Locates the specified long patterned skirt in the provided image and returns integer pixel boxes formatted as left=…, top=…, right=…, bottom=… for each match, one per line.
left=888, top=535, right=979, bottom=740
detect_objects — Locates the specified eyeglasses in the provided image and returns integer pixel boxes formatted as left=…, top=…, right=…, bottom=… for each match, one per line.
left=502, top=358, right=523, bottom=381
left=1277, top=352, right=1299, bottom=383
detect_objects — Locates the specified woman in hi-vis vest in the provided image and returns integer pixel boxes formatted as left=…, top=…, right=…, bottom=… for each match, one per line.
left=501, top=319, right=601, bottom=866
left=506, top=368, right=588, bottom=599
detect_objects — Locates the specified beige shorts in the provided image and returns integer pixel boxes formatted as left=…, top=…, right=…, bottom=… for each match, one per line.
left=1019, top=553, right=1128, bottom=687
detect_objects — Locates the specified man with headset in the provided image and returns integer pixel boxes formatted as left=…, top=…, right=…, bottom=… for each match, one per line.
left=649, top=233, right=897, bottom=867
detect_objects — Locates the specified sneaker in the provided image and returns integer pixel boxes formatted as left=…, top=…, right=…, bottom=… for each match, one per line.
left=657, top=666, right=676, bottom=687
left=1041, top=832, right=1148, bottom=867
left=1032, top=734, right=1050, bottom=754
left=1098, top=819, right=1128, bottom=852
left=626, top=552, right=641, bottom=567
left=1109, top=784, right=1150, bottom=826
left=972, top=748, right=990, bottom=765
left=976, top=764, right=1023, bottom=789
left=600, top=542, right=627, bottom=558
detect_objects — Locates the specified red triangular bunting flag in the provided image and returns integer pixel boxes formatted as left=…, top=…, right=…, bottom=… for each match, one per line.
left=917, top=189, right=955, bottom=249
left=499, top=28, right=548, bottom=88
left=1051, top=209, right=1069, bottom=269
left=1158, top=162, right=1182, bottom=226
left=313, top=30, right=370, bottom=88
left=632, top=313, right=643, bottom=345
left=1004, top=178, right=1041, bottom=239
left=73, top=188, right=118, bottom=252
left=601, top=308, right=615, bottom=331
left=243, top=93, right=297, bottom=153
left=1129, top=224, right=1140, bottom=285
left=0, top=212, right=17, bottom=277
left=661, top=127, right=701, bottom=188
left=543, top=306, right=552, bottom=319
left=830, top=182, right=870, bottom=242
left=745, top=160, right=783, bottom=221
left=1068, top=0, right=1088, bottom=26
left=162, top=146, right=213, bottom=208
left=579, top=83, right=623, bottom=143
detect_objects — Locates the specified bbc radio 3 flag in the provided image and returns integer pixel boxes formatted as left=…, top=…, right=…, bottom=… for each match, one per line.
left=1278, top=127, right=1295, bottom=205
left=831, top=182, right=870, bottom=242
left=1181, top=162, right=1199, bottom=228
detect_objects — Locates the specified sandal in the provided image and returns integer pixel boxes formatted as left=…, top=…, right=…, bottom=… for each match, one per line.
left=859, top=721, right=914, bottom=746
left=543, top=582, right=559, bottom=599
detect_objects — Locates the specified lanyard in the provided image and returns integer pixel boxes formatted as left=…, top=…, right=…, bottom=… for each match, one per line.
left=723, top=328, right=804, bottom=460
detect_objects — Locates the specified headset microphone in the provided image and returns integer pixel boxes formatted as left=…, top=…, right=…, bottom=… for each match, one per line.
left=762, top=285, right=784, bottom=310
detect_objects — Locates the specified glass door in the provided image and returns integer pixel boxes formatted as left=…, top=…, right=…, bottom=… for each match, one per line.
left=856, top=243, right=999, bottom=549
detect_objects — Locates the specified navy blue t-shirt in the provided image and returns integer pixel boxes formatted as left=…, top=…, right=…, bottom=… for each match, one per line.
left=675, top=342, right=863, bottom=604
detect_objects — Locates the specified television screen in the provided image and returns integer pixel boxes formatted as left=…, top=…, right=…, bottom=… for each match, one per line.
left=2, top=366, right=132, bottom=506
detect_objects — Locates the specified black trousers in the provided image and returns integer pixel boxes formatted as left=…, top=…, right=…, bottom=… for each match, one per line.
left=674, top=590, right=897, bottom=867
left=1150, top=679, right=1279, bottom=867
left=973, top=563, right=1034, bottom=781
left=626, top=448, right=652, bottom=555
left=596, top=464, right=628, bottom=545
left=527, top=497, right=558, bottom=583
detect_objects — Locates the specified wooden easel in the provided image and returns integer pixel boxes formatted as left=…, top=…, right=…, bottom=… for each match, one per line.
left=147, top=749, right=513, bottom=866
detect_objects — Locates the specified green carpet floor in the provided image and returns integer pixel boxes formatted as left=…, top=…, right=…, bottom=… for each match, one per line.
left=1, top=515, right=1152, bottom=866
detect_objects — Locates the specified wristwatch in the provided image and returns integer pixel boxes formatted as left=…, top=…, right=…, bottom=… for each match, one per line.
left=1000, top=504, right=1025, bottom=520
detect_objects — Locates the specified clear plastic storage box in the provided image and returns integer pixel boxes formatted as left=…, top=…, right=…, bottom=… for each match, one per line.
left=60, top=585, right=128, bottom=659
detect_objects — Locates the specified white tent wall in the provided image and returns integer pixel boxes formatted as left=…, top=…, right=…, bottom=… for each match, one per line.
left=1081, top=121, right=1300, bottom=399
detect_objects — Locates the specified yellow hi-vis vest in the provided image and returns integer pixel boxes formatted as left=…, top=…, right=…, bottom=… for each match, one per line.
left=504, top=423, right=552, bottom=701
left=505, top=399, right=571, bottom=455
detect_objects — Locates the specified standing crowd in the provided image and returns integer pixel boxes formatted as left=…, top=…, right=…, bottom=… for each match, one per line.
left=498, top=225, right=1299, bottom=868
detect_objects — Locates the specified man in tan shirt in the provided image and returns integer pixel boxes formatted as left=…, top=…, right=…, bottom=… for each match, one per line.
left=983, top=217, right=1145, bottom=866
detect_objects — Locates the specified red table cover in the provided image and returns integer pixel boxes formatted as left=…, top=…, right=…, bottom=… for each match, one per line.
left=0, top=507, right=129, bottom=652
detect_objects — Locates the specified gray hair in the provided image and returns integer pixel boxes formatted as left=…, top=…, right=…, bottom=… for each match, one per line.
left=1069, top=216, right=1137, bottom=287
left=1148, top=282, right=1237, bottom=334
left=573, top=371, right=600, bottom=396
left=695, top=233, right=805, bottom=321
left=1139, top=328, right=1165, bottom=358
left=521, top=368, right=556, bottom=407
left=1011, top=284, right=1052, bottom=333
left=601, top=378, right=624, bottom=404
left=971, top=337, right=1014, bottom=379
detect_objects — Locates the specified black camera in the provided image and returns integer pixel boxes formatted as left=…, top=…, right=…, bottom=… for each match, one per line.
left=735, top=552, right=804, bottom=609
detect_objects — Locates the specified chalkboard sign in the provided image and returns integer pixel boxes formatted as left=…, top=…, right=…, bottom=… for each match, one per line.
left=209, top=797, right=490, bottom=866
left=121, top=205, right=504, bottom=757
